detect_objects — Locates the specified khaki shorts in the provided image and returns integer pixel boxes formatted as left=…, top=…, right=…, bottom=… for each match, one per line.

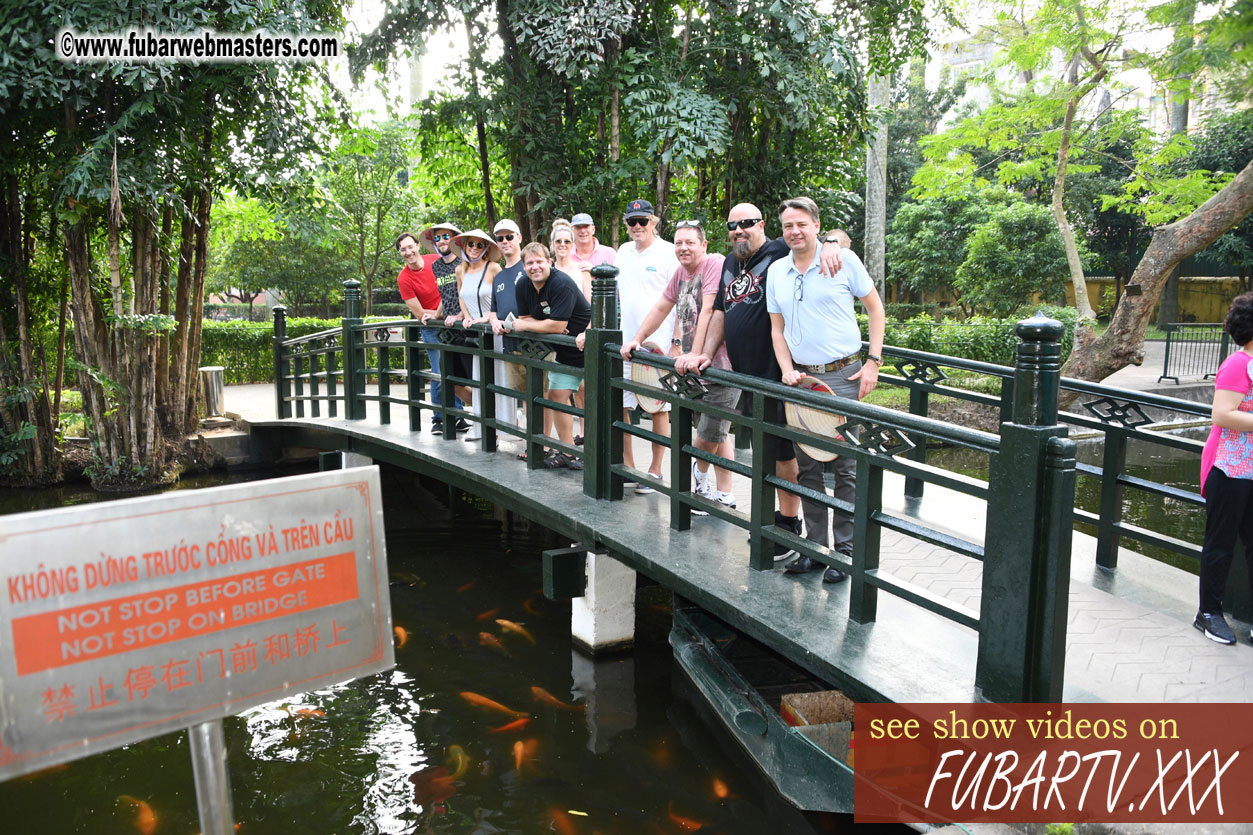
left=504, top=359, right=528, bottom=393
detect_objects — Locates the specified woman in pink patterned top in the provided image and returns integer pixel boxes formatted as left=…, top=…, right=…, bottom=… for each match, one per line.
left=1195, top=292, right=1253, bottom=645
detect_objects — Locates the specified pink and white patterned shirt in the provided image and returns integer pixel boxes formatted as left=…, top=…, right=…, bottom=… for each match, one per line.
left=1200, top=350, right=1253, bottom=496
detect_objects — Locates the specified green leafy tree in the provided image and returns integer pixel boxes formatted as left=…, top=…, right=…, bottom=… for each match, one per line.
left=2, top=0, right=347, bottom=488
left=322, top=121, right=423, bottom=315
left=956, top=200, right=1076, bottom=316
left=1064, top=1, right=1253, bottom=385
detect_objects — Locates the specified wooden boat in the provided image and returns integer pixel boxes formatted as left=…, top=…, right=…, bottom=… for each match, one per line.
left=669, top=602, right=855, bottom=813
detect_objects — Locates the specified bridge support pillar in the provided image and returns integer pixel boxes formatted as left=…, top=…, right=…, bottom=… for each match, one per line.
left=570, top=651, right=637, bottom=753
left=318, top=451, right=372, bottom=470
left=571, top=551, right=635, bottom=655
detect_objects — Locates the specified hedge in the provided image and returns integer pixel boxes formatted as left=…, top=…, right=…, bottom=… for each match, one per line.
left=860, top=305, right=1078, bottom=368
left=202, top=317, right=345, bottom=384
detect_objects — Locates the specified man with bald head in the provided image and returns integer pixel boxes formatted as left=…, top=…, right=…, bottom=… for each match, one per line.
left=676, top=203, right=845, bottom=564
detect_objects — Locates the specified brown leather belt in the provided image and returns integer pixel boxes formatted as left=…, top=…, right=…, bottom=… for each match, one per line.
left=798, top=353, right=859, bottom=375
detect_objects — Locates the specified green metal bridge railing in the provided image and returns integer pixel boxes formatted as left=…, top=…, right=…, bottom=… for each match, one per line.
left=270, top=276, right=1205, bottom=702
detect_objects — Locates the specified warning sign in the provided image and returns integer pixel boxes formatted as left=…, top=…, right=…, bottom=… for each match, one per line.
left=0, top=467, right=393, bottom=780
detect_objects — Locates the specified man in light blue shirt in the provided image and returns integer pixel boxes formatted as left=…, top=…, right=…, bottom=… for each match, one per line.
left=766, top=197, right=886, bottom=583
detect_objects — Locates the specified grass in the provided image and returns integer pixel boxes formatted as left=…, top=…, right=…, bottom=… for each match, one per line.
left=1091, top=321, right=1169, bottom=340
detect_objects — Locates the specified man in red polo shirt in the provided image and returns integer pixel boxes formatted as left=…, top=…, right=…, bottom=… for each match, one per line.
left=396, top=231, right=442, bottom=428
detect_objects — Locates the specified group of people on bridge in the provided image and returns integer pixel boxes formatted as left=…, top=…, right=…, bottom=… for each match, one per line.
left=394, top=197, right=886, bottom=585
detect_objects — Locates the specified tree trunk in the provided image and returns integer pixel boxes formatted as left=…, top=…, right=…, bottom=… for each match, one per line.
left=1053, top=65, right=1100, bottom=321
left=1062, top=157, right=1253, bottom=390
left=864, top=72, right=890, bottom=299
left=184, top=187, right=211, bottom=434
left=168, top=189, right=196, bottom=434
left=610, top=85, right=621, bottom=248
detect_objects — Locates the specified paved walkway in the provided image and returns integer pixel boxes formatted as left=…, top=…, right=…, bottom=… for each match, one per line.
left=217, top=372, right=1253, bottom=705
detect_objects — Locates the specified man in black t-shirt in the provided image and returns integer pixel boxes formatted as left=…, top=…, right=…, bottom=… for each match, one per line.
left=505, top=242, right=592, bottom=470
left=675, top=202, right=844, bottom=566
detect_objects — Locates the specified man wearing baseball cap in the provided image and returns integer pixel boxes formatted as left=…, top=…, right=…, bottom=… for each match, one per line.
left=616, top=198, right=679, bottom=493
left=570, top=212, right=616, bottom=269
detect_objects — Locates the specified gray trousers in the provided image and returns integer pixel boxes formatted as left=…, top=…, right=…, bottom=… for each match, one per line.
left=794, top=361, right=861, bottom=555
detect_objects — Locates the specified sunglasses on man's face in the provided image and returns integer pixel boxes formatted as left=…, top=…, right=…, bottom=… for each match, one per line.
left=433, top=232, right=453, bottom=241
left=495, top=233, right=515, bottom=242
left=626, top=217, right=650, bottom=228
left=726, top=218, right=762, bottom=232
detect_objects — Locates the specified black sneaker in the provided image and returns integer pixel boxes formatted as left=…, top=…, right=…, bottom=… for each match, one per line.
left=430, top=421, right=444, bottom=435
left=1194, top=612, right=1237, bottom=645
left=454, top=418, right=471, bottom=433
left=773, top=511, right=802, bottom=562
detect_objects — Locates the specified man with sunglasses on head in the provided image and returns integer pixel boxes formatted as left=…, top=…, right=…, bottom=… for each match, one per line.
left=570, top=213, right=616, bottom=268
left=417, top=221, right=468, bottom=435
left=616, top=199, right=680, bottom=493
left=674, top=203, right=845, bottom=565
left=767, top=198, right=885, bottom=584
left=489, top=219, right=527, bottom=430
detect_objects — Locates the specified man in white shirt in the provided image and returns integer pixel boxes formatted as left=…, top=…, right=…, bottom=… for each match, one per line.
left=621, top=220, right=739, bottom=513
left=615, top=199, right=680, bottom=493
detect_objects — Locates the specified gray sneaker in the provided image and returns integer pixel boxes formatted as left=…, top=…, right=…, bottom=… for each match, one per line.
left=1194, top=612, right=1237, bottom=645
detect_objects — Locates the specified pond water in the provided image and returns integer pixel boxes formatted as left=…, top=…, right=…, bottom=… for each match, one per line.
left=0, top=467, right=878, bottom=834
left=928, top=431, right=1204, bottom=571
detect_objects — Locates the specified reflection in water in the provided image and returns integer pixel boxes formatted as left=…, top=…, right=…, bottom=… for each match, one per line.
left=0, top=469, right=867, bottom=834
left=928, top=431, right=1205, bottom=570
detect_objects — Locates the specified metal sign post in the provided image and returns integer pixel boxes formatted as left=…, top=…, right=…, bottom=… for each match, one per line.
left=0, top=467, right=395, bottom=808
left=189, top=719, right=234, bottom=835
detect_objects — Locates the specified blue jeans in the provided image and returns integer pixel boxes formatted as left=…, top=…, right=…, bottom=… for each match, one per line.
left=421, top=327, right=462, bottom=421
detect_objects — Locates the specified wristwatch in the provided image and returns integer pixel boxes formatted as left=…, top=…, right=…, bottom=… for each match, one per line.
left=866, top=353, right=882, bottom=365
left=823, top=235, right=842, bottom=244
left=671, top=338, right=682, bottom=346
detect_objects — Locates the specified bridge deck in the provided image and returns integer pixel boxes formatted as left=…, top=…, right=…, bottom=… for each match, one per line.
left=229, top=385, right=1253, bottom=705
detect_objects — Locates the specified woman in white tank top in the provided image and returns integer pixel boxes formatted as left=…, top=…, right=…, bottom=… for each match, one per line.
left=449, top=230, right=502, bottom=442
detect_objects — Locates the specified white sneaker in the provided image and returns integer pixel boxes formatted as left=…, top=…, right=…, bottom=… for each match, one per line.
left=690, top=462, right=712, bottom=515
left=464, top=427, right=482, bottom=441
left=712, top=491, right=737, bottom=509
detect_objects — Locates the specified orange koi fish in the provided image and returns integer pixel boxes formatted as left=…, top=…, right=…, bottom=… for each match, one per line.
left=457, top=580, right=476, bottom=593
left=513, top=738, right=539, bottom=771
left=478, top=632, right=511, bottom=657
left=549, top=808, right=578, bottom=835
left=393, top=626, right=409, bottom=648
left=475, top=607, right=500, bottom=622
left=712, top=777, right=730, bottom=799
left=668, top=802, right=705, bottom=832
left=458, top=691, right=528, bottom=718
left=488, top=717, right=530, bottom=734
left=446, top=745, right=470, bottom=780
left=522, top=597, right=541, bottom=615
left=116, top=795, right=157, bottom=835
left=409, top=765, right=456, bottom=814
left=530, top=686, right=584, bottom=711
left=495, top=619, right=536, bottom=645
